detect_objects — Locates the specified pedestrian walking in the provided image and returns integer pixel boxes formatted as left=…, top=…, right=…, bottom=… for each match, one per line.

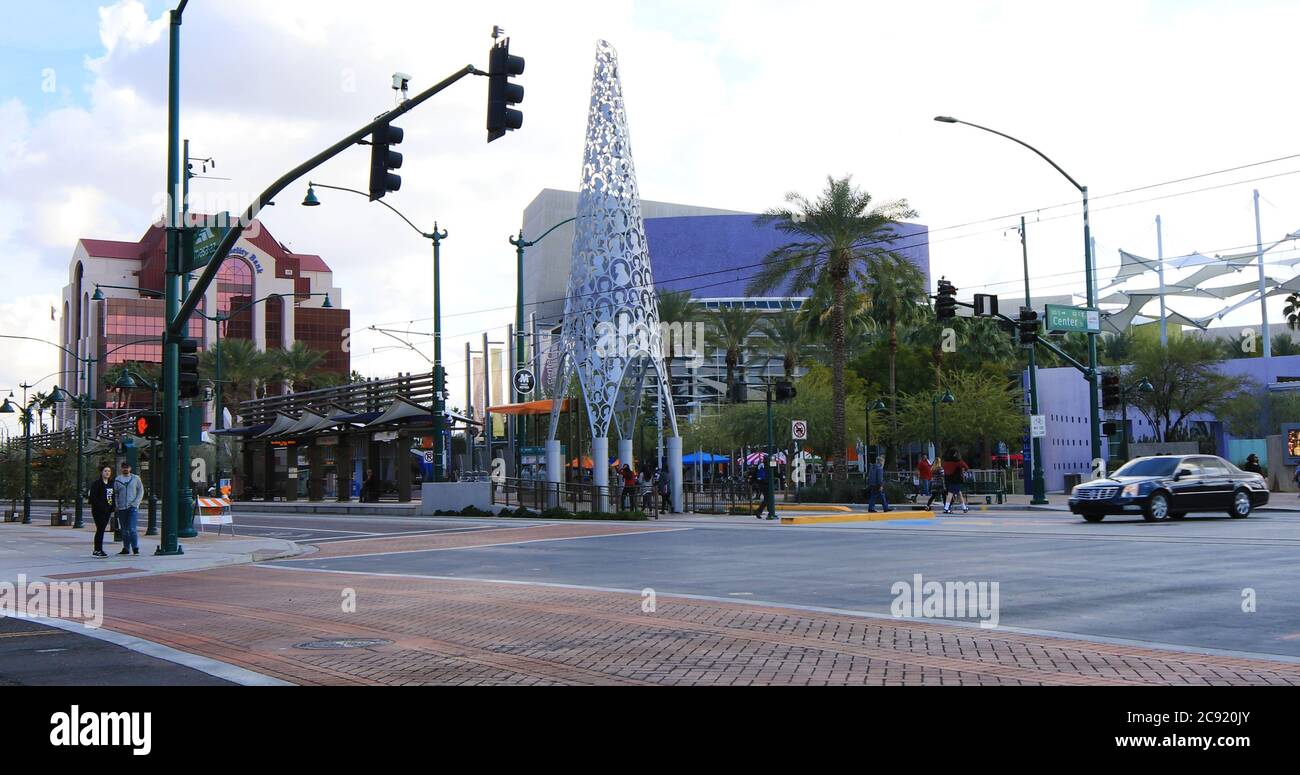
left=924, top=464, right=945, bottom=511
left=941, top=449, right=970, bottom=514
left=619, top=464, right=637, bottom=511
left=87, top=465, right=115, bottom=558
left=866, top=455, right=890, bottom=513
left=113, top=462, right=144, bottom=555
left=916, top=454, right=933, bottom=503
left=1240, top=454, right=1263, bottom=476
left=1293, top=464, right=1300, bottom=498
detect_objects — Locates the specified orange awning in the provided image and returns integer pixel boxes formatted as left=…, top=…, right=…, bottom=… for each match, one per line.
left=487, top=399, right=572, bottom=417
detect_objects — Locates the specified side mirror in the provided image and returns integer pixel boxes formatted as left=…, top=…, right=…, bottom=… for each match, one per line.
left=1175, top=468, right=1193, bottom=481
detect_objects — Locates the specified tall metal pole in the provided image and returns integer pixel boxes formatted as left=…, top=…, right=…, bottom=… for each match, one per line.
left=73, top=357, right=90, bottom=529
left=1255, top=190, right=1272, bottom=361
left=764, top=381, right=776, bottom=520
left=513, top=234, right=526, bottom=471
left=146, top=385, right=158, bottom=535
left=21, top=384, right=31, bottom=524
left=213, top=317, right=223, bottom=484
left=1156, top=215, right=1168, bottom=347
left=159, top=3, right=186, bottom=555
left=1120, top=388, right=1131, bottom=464
left=432, top=226, right=447, bottom=482
left=1021, top=217, right=1048, bottom=504
left=1083, top=187, right=1103, bottom=467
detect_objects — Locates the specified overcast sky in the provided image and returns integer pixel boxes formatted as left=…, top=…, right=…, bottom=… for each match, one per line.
left=5, top=0, right=1300, bottom=438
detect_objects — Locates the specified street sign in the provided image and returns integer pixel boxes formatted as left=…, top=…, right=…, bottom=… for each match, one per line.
left=1044, top=304, right=1101, bottom=334
left=974, top=294, right=999, bottom=318
left=792, top=420, right=808, bottom=442
left=1030, top=415, right=1047, bottom=439
left=186, top=219, right=234, bottom=272
left=513, top=368, right=536, bottom=396
left=423, top=451, right=436, bottom=465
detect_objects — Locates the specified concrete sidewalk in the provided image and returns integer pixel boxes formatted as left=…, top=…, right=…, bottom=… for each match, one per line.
left=0, top=521, right=304, bottom=585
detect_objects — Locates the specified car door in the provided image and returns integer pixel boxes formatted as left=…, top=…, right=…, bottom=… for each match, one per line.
left=1167, top=458, right=1204, bottom=511
left=1196, top=457, right=1235, bottom=511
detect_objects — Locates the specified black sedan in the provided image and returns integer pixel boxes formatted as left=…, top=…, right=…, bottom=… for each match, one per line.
left=1068, top=455, right=1270, bottom=523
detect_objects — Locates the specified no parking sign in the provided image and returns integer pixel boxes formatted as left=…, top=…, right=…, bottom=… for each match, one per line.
left=792, top=420, right=808, bottom=442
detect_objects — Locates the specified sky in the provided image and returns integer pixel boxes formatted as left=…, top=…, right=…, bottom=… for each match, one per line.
left=4, top=0, right=1300, bottom=439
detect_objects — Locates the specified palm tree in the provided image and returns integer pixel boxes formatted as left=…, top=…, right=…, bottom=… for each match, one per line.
left=705, top=306, right=764, bottom=403
left=760, top=311, right=810, bottom=379
left=198, top=337, right=270, bottom=425
left=269, top=341, right=326, bottom=393
left=796, top=281, right=876, bottom=356
left=862, top=254, right=928, bottom=427
left=655, top=289, right=696, bottom=405
left=1273, top=333, right=1300, bottom=356
left=748, top=176, right=916, bottom=480
left=1285, top=292, right=1300, bottom=330
left=1099, top=331, right=1137, bottom=365
left=31, top=392, right=51, bottom=434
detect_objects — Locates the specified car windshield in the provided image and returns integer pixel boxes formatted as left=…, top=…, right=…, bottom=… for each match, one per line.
left=1114, top=458, right=1181, bottom=478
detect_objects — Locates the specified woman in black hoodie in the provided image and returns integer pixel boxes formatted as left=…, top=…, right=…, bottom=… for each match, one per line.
left=87, top=465, right=115, bottom=558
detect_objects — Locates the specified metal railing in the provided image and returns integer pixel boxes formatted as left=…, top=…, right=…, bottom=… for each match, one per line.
left=490, top=477, right=662, bottom=518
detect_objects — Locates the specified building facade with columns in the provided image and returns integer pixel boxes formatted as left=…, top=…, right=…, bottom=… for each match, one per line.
left=57, top=218, right=350, bottom=429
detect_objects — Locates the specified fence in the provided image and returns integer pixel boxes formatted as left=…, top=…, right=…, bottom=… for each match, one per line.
left=491, top=477, right=662, bottom=518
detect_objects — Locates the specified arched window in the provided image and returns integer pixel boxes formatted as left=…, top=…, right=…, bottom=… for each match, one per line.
left=217, top=258, right=255, bottom=341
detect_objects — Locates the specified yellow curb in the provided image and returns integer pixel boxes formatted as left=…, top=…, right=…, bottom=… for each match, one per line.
left=779, top=504, right=853, bottom=513
left=780, top=510, right=935, bottom=525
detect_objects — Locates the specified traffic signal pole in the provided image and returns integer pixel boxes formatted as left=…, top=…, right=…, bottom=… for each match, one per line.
left=1020, top=218, right=1048, bottom=505
left=161, top=65, right=486, bottom=541
left=159, top=2, right=185, bottom=555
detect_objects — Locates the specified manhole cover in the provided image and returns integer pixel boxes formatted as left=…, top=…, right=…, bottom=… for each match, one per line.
left=294, top=638, right=393, bottom=651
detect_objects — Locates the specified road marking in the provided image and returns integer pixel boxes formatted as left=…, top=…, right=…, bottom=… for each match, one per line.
left=273, top=527, right=693, bottom=563
left=0, top=631, right=60, bottom=640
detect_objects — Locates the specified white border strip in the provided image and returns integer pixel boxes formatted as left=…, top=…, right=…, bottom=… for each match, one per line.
left=35, top=617, right=293, bottom=686
left=272, top=527, right=692, bottom=563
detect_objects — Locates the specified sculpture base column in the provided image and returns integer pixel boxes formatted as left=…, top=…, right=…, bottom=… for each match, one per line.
left=546, top=439, right=563, bottom=510
left=592, top=437, right=609, bottom=514
left=668, top=436, right=683, bottom=514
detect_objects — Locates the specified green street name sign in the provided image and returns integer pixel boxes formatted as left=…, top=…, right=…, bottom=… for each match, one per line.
left=185, top=215, right=235, bottom=272
left=1044, top=304, right=1102, bottom=334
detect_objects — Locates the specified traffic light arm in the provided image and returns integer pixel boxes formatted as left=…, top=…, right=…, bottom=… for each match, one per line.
left=170, top=65, right=485, bottom=335
left=983, top=310, right=1092, bottom=375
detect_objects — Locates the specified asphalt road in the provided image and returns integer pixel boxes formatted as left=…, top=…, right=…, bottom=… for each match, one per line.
left=270, top=508, right=1300, bottom=660
left=0, top=616, right=233, bottom=686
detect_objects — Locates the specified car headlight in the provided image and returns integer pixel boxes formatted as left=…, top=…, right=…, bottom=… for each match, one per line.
left=1122, top=484, right=1142, bottom=498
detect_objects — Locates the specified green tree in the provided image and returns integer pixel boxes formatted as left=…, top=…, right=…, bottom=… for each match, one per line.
left=1285, top=292, right=1300, bottom=330
left=1272, top=333, right=1300, bottom=357
left=893, top=370, right=1024, bottom=467
left=198, top=338, right=270, bottom=425
left=1099, top=331, right=1137, bottom=365
left=656, top=289, right=697, bottom=402
left=747, top=175, right=917, bottom=480
left=1128, top=338, right=1250, bottom=442
left=268, top=341, right=326, bottom=393
left=760, top=311, right=812, bottom=379
left=704, top=306, right=764, bottom=403
left=1218, top=384, right=1300, bottom=439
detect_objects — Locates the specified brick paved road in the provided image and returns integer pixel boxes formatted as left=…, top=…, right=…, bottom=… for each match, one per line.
left=69, top=523, right=1300, bottom=686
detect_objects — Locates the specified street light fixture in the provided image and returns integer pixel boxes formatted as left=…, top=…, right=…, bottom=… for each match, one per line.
left=935, top=115, right=1103, bottom=467
left=302, top=181, right=448, bottom=483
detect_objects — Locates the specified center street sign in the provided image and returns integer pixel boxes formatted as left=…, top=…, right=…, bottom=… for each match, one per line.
left=186, top=220, right=235, bottom=272
left=1044, top=304, right=1102, bottom=335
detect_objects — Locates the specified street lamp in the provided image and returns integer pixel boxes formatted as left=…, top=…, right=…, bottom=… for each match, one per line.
left=936, top=115, right=1103, bottom=466
left=303, top=181, right=448, bottom=483
left=1119, top=377, right=1156, bottom=463
left=509, top=217, right=577, bottom=466
left=932, top=390, right=956, bottom=461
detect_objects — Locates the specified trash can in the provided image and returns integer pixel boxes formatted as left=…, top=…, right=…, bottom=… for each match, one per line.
left=1063, top=473, right=1083, bottom=495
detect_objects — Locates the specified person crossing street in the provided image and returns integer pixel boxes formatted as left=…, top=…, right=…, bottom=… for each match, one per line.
left=112, top=462, right=145, bottom=555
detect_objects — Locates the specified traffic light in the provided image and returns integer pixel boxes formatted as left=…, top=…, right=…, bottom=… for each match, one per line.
left=1102, top=421, right=1118, bottom=437
left=1017, top=307, right=1039, bottom=348
left=368, top=122, right=404, bottom=201
left=936, top=278, right=958, bottom=321
left=486, top=36, right=525, bottom=143
left=132, top=413, right=161, bottom=439
left=1101, top=372, right=1121, bottom=411
left=178, top=338, right=200, bottom=400
left=774, top=380, right=797, bottom=403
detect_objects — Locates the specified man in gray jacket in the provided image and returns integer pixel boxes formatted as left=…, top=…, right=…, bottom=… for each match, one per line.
left=113, top=462, right=145, bottom=555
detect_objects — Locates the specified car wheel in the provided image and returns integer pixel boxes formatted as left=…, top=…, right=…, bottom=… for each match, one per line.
left=1082, top=513, right=1105, bottom=523
left=1229, top=490, right=1252, bottom=519
left=1144, top=492, right=1171, bottom=522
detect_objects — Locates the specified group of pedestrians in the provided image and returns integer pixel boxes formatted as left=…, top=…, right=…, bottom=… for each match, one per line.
left=918, top=450, right=970, bottom=515
left=86, top=462, right=145, bottom=557
left=616, top=463, right=666, bottom=513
